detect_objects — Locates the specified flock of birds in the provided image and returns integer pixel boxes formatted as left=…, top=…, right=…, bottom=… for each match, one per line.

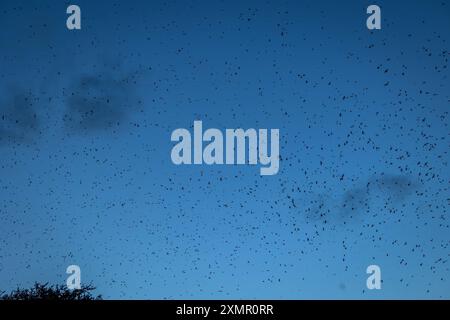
left=0, top=1, right=449, bottom=298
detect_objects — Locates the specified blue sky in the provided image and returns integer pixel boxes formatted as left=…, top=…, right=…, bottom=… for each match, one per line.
left=0, top=0, right=449, bottom=299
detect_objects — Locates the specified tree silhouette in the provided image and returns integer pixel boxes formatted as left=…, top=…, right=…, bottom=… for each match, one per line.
left=0, top=282, right=102, bottom=300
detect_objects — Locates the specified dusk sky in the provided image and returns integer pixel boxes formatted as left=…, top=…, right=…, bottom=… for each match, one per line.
left=0, top=0, right=449, bottom=299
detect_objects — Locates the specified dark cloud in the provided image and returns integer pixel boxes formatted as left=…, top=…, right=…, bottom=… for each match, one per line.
left=0, top=90, right=39, bottom=145
left=374, top=174, right=417, bottom=203
left=299, top=174, right=419, bottom=223
left=339, top=174, right=418, bottom=219
left=63, top=69, right=142, bottom=132
left=304, top=193, right=329, bottom=222
left=340, top=186, right=371, bottom=218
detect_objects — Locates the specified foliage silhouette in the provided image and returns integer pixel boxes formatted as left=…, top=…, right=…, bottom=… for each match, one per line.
left=0, top=282, right=102, bottom=300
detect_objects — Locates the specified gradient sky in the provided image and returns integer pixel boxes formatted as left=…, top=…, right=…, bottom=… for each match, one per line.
left=0, top=0, right=449, bottom=299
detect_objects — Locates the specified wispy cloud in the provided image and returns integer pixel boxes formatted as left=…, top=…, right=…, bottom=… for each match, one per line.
left=63, top=67, right=142, bottom=132
left=0, top=89, right=40, bottom=145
